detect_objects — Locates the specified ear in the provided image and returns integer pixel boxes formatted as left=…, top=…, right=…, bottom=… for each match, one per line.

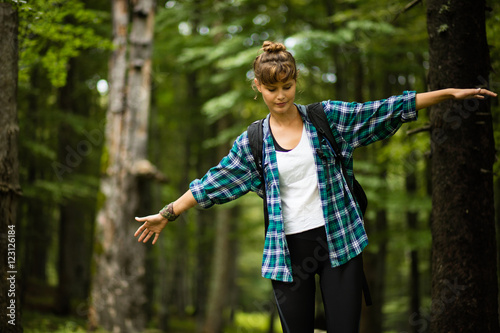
left=254, top=78, right=262, bottom=92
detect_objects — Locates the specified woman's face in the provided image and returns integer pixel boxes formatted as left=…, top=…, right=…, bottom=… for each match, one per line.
left=254, top=78, right=297, bottom=116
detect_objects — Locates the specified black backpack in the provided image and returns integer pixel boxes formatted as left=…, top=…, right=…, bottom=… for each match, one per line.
left=247, top=102, right=368, bottom=224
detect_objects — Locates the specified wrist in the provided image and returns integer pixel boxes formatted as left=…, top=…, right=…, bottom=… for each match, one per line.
left=159, top=202, right=180, bottom=221
left=447, top=88, right=460, bottom=100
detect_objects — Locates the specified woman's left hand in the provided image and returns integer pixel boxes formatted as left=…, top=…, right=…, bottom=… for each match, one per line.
left=452, top=87, right=497, bottom=100
left=134, top=214, right=169, bottom=245
left=416, top=88, right=497, bottom=110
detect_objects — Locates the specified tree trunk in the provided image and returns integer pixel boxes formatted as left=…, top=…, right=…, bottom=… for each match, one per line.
left=58, top=201, right=91, bottom=315
left=202, top=115, right=239, bottom=333
left=0, top=3, right=22, bottom=331
left=89, top=0, right=156, bottom=331
left=406, top=170, right=420, bottom=333
left=195, top=137, right=218, bottom=330
left=169, top=73, right=200, bottom=318
left=324, top=0, right=348, bottom=100
left=360, top=73, right=389, bottom=333
left=203, top=206, right=238, bottom=333
left=22, top=67, right=51, bottom=288
left=427, top=1, right=499, bottom=332
left=360, top=208, right=387, bottom=333
left=56, top=60, right=94, bottom=316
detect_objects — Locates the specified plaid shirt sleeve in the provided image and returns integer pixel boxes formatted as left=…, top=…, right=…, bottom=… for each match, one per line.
left=324, top=90, right=417, bottom=148
left=189, top=132, right=262, bottom=208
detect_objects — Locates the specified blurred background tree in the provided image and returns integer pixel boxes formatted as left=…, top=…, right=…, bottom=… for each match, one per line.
left=11, top=0, right=500, bottom=332
left=88, top=0, right=158, bottom=332
left=0, top=1, right=22, bottom=331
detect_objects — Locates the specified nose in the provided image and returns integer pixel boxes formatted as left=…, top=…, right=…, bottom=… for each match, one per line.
left=277, top=89, right=285, bottom=100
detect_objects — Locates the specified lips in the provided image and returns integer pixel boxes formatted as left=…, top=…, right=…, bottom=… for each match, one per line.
left=276, top=102, right=287, bottom=107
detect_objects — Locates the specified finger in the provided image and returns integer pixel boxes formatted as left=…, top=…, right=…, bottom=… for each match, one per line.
left=483, top=90, right=498, bottom=97
left=476, top=88, right=485, bottom=98
left=134, top=226, right=143, bottom=237
left=143, top=231, right=155, bottom=243
left=134, top=222, right=147, bottom=237
left=138, top=229, right=149, bottom=242
left=137, top=230, right=145, bottom=242
left=135, top=216, right=150, bottom=222
left=476, top=88, right=497, bottom=98
left=152, top=233, right=159, bottom=245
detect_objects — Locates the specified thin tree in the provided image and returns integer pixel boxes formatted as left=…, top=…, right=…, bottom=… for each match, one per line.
left=0, top=2, right=22, bottom=331
left=426, top=0, right=499, bottom=331
left=89, top=0, right=159, bottom=331
left=202, top=116, right=240, bottom=333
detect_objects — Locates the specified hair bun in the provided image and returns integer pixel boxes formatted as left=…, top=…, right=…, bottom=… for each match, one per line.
left=262, top=41, right=287, bottom=53
left=253, top=40, right=297, bottom=87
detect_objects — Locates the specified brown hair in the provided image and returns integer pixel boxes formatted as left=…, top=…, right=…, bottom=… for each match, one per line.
left=252, top=41, right=297, bottom=87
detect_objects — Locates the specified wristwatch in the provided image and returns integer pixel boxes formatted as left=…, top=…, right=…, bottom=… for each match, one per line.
left=159, top=203, right=180, bottom=221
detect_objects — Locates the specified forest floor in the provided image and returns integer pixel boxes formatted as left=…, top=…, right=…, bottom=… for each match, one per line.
left=22, top=311, right=283, bottom=333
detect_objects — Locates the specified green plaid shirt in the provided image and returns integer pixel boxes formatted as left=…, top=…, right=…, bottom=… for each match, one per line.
left=190, top=91, right=417, bottom=282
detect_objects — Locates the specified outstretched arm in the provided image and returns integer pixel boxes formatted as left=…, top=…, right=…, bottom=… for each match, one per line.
left=415, top=88, right=497, bottom=111
left=134, top=189, right=198, bottom=244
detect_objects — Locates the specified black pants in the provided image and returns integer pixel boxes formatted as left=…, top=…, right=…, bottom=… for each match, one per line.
left=272, top=227, right=363, bottom=333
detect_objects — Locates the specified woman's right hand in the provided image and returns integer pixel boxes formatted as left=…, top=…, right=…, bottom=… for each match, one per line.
left=134, top=214, right=169, bottom=245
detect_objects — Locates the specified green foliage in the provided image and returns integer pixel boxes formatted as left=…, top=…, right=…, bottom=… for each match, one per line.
left=202, top=90, right=244, bottom=123
left=23, top=311, right=88, bottom=333
left=17, top=0, right=500, bottom=331
left=18, top=0, right=112, bottom=87
left=225, top=312, right=281, bottom=333
left=487, top=2, right=500, bottom=178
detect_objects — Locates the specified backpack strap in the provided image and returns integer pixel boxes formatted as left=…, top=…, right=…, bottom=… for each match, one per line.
left=306, top=102, right=342, bottom=155
left=247, top=119, right=269, bottom=233
left=306, top=102, right=349, bottom=186
left=306, top=102, right=367, bottom=215
left=248, top=119, right=264, bottom=181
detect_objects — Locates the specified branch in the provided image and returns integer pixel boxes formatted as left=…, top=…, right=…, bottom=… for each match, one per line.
left=392, top=0, right=423, bottom=24
left=480, top=168, right=495, bottom=175
left=0, top=182, right=22, bottom=196
left=407, top=124, right=431, bottom=136
left=132, top=160, right=168, bottom=183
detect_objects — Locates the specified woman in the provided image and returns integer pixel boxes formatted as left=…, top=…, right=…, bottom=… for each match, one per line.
left=134, top=41, right=496, bottom=332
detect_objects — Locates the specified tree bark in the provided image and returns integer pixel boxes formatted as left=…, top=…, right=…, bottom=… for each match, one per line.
left=168, top=72, right=200, bottom=319
left=203, top=206, right=238, bottom=333
left=427, top=1, right=499, bottom=332
left=360, top=207, right=387, bottom=333
left=202, top=115, right=239, bottom=333
left=195, top=133, right=218, bottom=331
left=360, top=72, right=389, bottom=333
left=406, top=170, right=420, bottom=333
left=89, top=0, right=156, bottom=331
left=0, top=3, right=22, bottom=331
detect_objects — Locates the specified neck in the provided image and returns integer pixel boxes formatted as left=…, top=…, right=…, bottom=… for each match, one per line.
left=270, top=105, right=301, bottom=128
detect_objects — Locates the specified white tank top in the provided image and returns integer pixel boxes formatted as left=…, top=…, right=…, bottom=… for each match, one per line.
left=275, top=124, right=326, bottom=235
